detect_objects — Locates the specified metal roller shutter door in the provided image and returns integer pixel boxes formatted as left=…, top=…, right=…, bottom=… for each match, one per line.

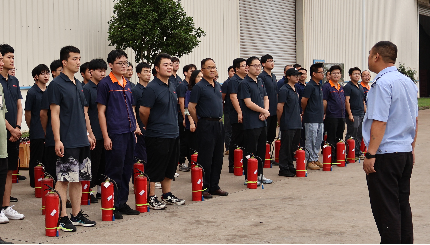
left=419, top=4, right=430, bottom=17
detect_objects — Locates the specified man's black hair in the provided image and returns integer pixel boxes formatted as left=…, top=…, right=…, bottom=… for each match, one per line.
left=298, top=68, right=307, bottom=73
left=246, top=56, right=259, bottom=66
left=50, top=59, right=62, bottom=71
left=171, top=57, right=180, bottom=63
left=228, top=66, right=234, bottom=73
left=372, top=41, right=397, bottom=63
left=260, top=54, right=273, bottom=63
left=136, top=62, right=151, bottom=74
left=201, top=58, right=214, bottom=68
left=128, top=62, right=133, bottom=68
left=89, top=58, right=107, bottom=71
left=183, top=64, right=197, bottom=75
left=32, top=64, right=50, bottom=78
left=107, top=49, right=128, bottom=64
left=326, top=71, right=330, bottom=76
left=329, top=65, right=342, bottom=73
left=310, top=63, right=324, bottom=76
left=233, top=58, right=246, bottom=71
left=348, top=67, right=361, bottom=76
left=80, top=62, right=90, bottom=74
left=293, top=64, right=301, bottom=69
left=60, top=46, right=80, bottom=62
left=284, top=65, right=291, bottom=73
left=154, top=53, right=172, bottom=68
left=188, top=70, right=201, bottom=90
left=0, top=44, right=14, bottom=56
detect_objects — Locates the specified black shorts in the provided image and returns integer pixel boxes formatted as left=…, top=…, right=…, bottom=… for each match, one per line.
left=7, top=141, right=19, bottom=171
left=56, top=147, right=92, bottom=183
left=145, top=137, right=179, bottom=183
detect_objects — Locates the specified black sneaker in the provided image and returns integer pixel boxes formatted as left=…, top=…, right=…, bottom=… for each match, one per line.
left=148, top=195, right=166, bottom=210
left=96, top=193, right=101, bottom=199
left=279, top=170, right=295, bottom=177
left=161, top=193, right=185, bottom=205
left=289, top=167, right=296, bottom=175
left=90, top=194, right=98, bottom=204
left=70, top=210, right=96, bottom=227
left=118, top=203, right=140, bottom=215
left=114, top=209, right=123, bottom=219
left=66, top=199, right=72, bottom=208
left=18, top=175, right=26, bottom=180
left=9, top=197, right=17, bottom=202
left=58, top=216, right=76, bottom=232
left=271, top=160, right=279, bottom=166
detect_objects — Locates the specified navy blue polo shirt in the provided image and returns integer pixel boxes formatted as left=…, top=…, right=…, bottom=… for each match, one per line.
left=302, top=79, right=324, bottom=123
left=176, top=82, right=187, bottom=112
left=278, top=84, right=301, bottom=130
left=48, top=73, right=89, bottom=148
left=0, top=74, right=22, bottom=137
left=238, top=75, right=267, bottom=130
left=221, top=78, right=231, bottom=113
left=41, top=87, right=54, bottom=147
left=141, top=77, right=178, bottom=138
left=258, top=70, right=277, bottom=116
left=189, top=78, right=223, bottom=119
left=295, top=82, right=306, bottom=113
left=97, top=72, right=136, bottom=135
left=25, top=84, right=45, bottom=140
left=227, top=74, right=244, bottom=124
left=277, top=76, right=286, bottom=91
left=323, top=81, right=345, bottom=118
left=131, top=83, right=146, bottom=133
left=169, top=74, right=182, bottom=90
left=83, top=81, right=103, bottom=140
left=362, top=83, right=370, bottom=102
left=344, top=82, right=365, bottom=116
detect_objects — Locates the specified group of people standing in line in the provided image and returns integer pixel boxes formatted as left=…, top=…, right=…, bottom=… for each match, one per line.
left=0, top=40, right=418, bottom=244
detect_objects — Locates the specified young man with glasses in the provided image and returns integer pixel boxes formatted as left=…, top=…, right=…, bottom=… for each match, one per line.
left=296, top=68, right=308, bottom=147
left=188, top=58, right=228, bottom=198
left=97, top=50, right=141, bottom=218
left=238, top=56, right=271, bottom=185
left=323, top=65, right=346, bottom=164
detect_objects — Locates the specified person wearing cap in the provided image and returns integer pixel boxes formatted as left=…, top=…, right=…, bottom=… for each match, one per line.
left=277, top=68, right=301, bottom=177
left=277, top=65, right=293, bottom=92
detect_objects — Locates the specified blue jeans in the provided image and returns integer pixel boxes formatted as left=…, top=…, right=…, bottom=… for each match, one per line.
left=304, top=123, right=324, bottom=162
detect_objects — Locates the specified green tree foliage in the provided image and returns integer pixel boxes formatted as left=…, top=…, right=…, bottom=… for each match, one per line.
left=108, top=0, right=205, bottom=64
left=398, top=63, right=417, bottom=84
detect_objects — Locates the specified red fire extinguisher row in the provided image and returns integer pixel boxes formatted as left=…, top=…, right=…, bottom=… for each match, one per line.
left=295, top=148, right=307, bottom=177
left=81, top=180, right=91, bottom=206
left=34, top=164, right=45, bottom=198
left=101, top=178, right=115, bottom=221
left=41, top=177, right=54, bottom=215
left=135, top=173, right=149, bottom=212
left=336, top=141, right=346, bottom=167
left=191, top=165, right=204, bottom=201
left=274, top=140, right=281, bottom=163
left=247, top=157, right=258, bottom=189
left=346, top=138, right=356, bottom=163
left=322, top=144, right=332, bottom=171
left=264, top=143, right=271, bottom=168
left=234, top=148, right=243, bottom=176
left=45, top=190, right=60, bottom=237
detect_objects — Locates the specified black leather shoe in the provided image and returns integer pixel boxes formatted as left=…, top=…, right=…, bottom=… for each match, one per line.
left=211, top=189, right=228, bottom=196
left=18, top=175, right=26, bottom=180
left=118, top=203, right=140, bottom=215
left=279, top=170, right=295, bottom=177
left=90, top=194, right=98, bottom=203
left=9, top=196, right=18, bottom=202
left=114, top=210, right=123, bottom=219
left=202, top=191, right=213, bottom=199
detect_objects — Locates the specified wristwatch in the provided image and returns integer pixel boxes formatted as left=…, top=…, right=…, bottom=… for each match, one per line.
left=365, top=152, right=376, bottom=159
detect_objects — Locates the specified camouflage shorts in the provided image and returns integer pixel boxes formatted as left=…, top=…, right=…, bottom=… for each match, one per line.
left=56, top=147, right=92, bottom=182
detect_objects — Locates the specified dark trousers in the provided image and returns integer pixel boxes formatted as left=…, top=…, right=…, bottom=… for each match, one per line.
left=279, top=129, right=301, bottom=172
left=196, top=119, right=224, bottom=193
left=178, top=114, right=188, bottom=164
left=29, top=139, right=45, bottom=188
left=345, top=116, right=363, bottom=156
left=228, top=123, right=244, bottom=170
left=300, top=121, right=306, bottom=147
left=366, top=152, right=413, bottom=244
left=187, top=130, right=197, bottom=162
left=105, top=132, right=135, bottom=208
left=324, top=117, right=345, bottom=162
left=43, top=146, right=57, bottom=181
left=134, top=134, right=147, bottom=165
left=243, top=127, right=266, bottom=179
left=223, top=113, right=232, bottom=151
left=0, top=158, right=7, bottom=207
left=90, top=139, right=106, bottom=188
left=266, top=115, right=277, bottom=143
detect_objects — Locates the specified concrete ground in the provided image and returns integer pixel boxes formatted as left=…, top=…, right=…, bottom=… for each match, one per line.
left=1, top=110, right=430, bottom=244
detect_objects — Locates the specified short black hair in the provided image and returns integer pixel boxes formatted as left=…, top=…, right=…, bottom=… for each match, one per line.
left=154, top=53, right=172, bottom=68
left=89, top=58, right=107, bottom=71
left=284, top=65, right=291, bottom=73
left=80, top=62, right=90, bottom=74
left=107, top=49, right=127, bottom=64
left=348, top=67, right=361, bottom=76
left=372, top=41, right=397, bottom=63
left=136, top=62, right=151, bottom=74
left=201, top=58, right=214, bottom=68
left=32, top=64, right=50, bottom=78
left=329, top=65, right=342, bottom=73
left=60, top=46, right=80, bottom=62
left=50, top=59, right=62, bottom=71
left=260, top=54, right=273, bottom=63
left=310, top=63, right=324, bottom=76
left=128, top=62, right=133, bottom=68
left=228, top=66, right=234, bottom=73
left=293, top=64, right=301, bottom=69
left=0, top=44, right=14, bottom=56
left=183, top=64, right=197, bottom=75
left=326, top=71, right=330, bottom=76
left=171, top=57, right=180, bottom=63
left=233, top=58, right=246, bottom=71
left=188, top=69, right=201, bottom=90
left=246, top=56, right=259, bottom=66
left=298, top=68, right=307, bottom=73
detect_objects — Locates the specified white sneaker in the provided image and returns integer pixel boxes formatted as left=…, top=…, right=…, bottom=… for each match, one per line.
left=258, top=175, right=273, bottom=184
left=174, top=172, right=179, bottom=178
left=3, top=205, right=25, bottom=220
left=154, top=182, right=162, bottom=189
left=0, top=209, right=9, bottom=224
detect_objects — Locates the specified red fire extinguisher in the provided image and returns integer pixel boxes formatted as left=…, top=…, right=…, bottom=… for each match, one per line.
left=191, top=153, right=198, bottom=168
left=135, top=171, right=149, bottom=212
left=295, top=148, right=307, bottom=177
left=322, top=144, right=332, bottom=171
left=191, top=165, right=203, bottom=201
left=81, top=180, right=91, bottom=205
left=41, top=176, right=54, bottom=215
left=264, top=143, right=271, bottom=168
left=133, top=162, right=144, bottom=184
left=234, top=148, right=243, bottom=176
left=275, top=140, right=281, bottom=163
left=12, top=166, right=19, bottom=184
left=336, top=141, right=346, bottom=167
left=34, top=164, right=45, bottom=198
left=101, top=178, right=115, bottom=221
left=360, top=138, right=367, bottom=154
left=346, top=137, right=356, bottom=163
left=45, top=190, right=60, bottom=237
left=247, top=157, right=258, bottom=189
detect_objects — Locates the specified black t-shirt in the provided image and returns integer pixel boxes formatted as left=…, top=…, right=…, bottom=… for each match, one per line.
left=221, top=78, right=231, bottom=113
left=25, top=84, right=45, bottom=140
left=238, top=75, right=267, bottom=130
left=302, top=79, right=324, bottom=123
left=41, top=87, right=54, bottom=147
left=344, top=82, right=365, bottom=116
left=132, top=83, right=147, bottom=133
left=83, top=81, right=103, bottom=140
left=227, top=74, right=244, bottom=124
left=258, top=70, right=277, bottom=116
left=0, top=74, right=22, bottom=138
left=278, top=84, right=301, bottom=130
left=189, top=78, right=223, bottom=119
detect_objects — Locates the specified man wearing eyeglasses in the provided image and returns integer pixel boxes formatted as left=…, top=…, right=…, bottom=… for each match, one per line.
left=97, top=49, right=141, bottom=218
left=361, top=70, right=371, bottom=101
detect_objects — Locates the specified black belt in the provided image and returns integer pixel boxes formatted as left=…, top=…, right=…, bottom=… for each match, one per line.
left=201, top=117, right=222, bottom=122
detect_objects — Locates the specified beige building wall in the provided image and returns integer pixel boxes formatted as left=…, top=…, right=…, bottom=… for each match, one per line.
left=297, top=0, right=419, bottom=83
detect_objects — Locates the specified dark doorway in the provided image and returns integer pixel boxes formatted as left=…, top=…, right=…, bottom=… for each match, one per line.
left=419, top=14, right=430, bottom=97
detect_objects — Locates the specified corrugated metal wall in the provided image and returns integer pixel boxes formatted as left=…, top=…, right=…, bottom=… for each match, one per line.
left=298, top=0, right=419, bottom=83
